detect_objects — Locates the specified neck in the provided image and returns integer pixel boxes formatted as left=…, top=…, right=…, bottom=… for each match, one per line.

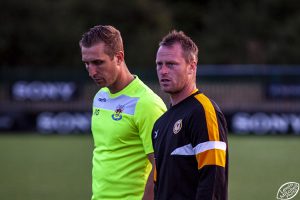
left=109, top=64, right=134, bottom=94
left=170, top=83, right=196, bottom=106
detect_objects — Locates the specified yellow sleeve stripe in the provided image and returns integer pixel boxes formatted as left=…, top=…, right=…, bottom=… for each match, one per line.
left=194, top=94, right=220, bottom=141
left=196, top=149, right=226, bottom=169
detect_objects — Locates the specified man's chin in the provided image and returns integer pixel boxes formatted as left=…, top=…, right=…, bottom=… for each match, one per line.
left=95, top=81, right=106, bottom=87
left=161, top=87, right=176, bottom=94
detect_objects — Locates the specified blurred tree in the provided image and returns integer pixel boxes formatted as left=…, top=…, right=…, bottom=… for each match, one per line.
left=162, top=0, right=300, bottom=64
left=0, top=0, right=171, bottom=70
left=202, top=0, right=300, bottom=64
left=0, top=0, right=300, bottom=70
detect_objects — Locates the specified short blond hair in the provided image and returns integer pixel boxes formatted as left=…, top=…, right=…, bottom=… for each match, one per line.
left=159, top=30, right=198, bottom=63
left=79, top=25, right=124, bottom=59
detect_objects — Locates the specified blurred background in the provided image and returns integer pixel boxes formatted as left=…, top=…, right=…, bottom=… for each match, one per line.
left=0, top=0, right=300, bottom=199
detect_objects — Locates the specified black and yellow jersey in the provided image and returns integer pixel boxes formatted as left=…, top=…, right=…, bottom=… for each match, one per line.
left=152, top=90, right=228, bottom=200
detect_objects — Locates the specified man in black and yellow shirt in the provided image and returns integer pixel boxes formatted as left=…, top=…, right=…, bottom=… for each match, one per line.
left=153, top=30, right=228, bottom=200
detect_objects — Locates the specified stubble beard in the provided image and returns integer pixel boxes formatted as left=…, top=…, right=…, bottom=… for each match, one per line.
left=161, top=85, right=182, bottom=95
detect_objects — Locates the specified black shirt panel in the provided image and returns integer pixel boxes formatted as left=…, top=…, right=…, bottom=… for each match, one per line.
left=152, top=91, right=228, bottom=200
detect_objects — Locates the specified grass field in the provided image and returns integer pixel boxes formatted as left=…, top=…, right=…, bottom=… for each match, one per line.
left=0, top=134, right=300, bottom=200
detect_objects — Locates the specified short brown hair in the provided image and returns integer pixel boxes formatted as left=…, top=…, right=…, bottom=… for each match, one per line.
left=159, top=30, right=198, bottom=63
left=79, top=25, right=124, bottom=59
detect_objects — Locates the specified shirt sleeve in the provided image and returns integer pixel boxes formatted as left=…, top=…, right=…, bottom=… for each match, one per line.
left=188, top=96, right=228, bottom=200
left=134, top=95, right=166, bottom=154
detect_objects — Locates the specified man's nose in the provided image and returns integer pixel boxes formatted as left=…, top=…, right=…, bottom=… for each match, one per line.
left=88, top=65, right=97, bottom=77
left=160, top=64, right=169, bottom=74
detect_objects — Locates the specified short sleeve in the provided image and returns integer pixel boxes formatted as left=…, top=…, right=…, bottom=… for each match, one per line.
left=134, top=95, right=166, bottom=154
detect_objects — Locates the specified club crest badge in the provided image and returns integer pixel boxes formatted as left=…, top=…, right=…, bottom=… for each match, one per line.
left=173, top=119, right=182, bottom=134
left=112, top=105, right=125, bottom=121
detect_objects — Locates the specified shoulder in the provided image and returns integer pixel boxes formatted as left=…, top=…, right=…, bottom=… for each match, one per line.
left=93, top=88, right=109, bottom=103
left=138, top=94, right=166, bottom=116
left=190, top=92, right=226, bottom=126
left=134, top=79, right=166, bottom=108
left=181, top=92, right=218, bottom=120
left=132, top=84, right=166, bottom=120
left=191, top=92, right=219, bottom=111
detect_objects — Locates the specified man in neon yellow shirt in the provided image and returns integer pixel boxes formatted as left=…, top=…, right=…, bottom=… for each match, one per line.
left=79, top=25, right=166, bottom=200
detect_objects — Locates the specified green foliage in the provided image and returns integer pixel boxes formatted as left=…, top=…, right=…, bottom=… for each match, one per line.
left=0, top=0, right=171, bottom=69
left=0, top=0, right=300, bottom=70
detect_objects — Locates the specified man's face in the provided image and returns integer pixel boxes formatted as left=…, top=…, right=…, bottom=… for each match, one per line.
left=81, top=42, right=120, bottom=88
left=156, top=43, right=192, bottom=94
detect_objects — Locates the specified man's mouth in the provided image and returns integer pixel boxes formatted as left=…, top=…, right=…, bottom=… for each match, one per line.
left=160, top=78, right=170, bottom=83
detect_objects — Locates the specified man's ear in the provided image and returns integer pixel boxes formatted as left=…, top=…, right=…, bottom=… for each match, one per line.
left=115, top=51, right=124, bottom=65
left=188, top=61, right=197, bottom=74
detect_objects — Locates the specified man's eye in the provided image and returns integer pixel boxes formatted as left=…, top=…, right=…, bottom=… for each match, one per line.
left=167, top=63, right=175, bottom=68
left=94, top=60, right=103, bottom=65
left=156, top=63, right=163, bottom=69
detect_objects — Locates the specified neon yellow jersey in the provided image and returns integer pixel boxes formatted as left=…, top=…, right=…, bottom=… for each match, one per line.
left=91, top=76, right=166, bottom=200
